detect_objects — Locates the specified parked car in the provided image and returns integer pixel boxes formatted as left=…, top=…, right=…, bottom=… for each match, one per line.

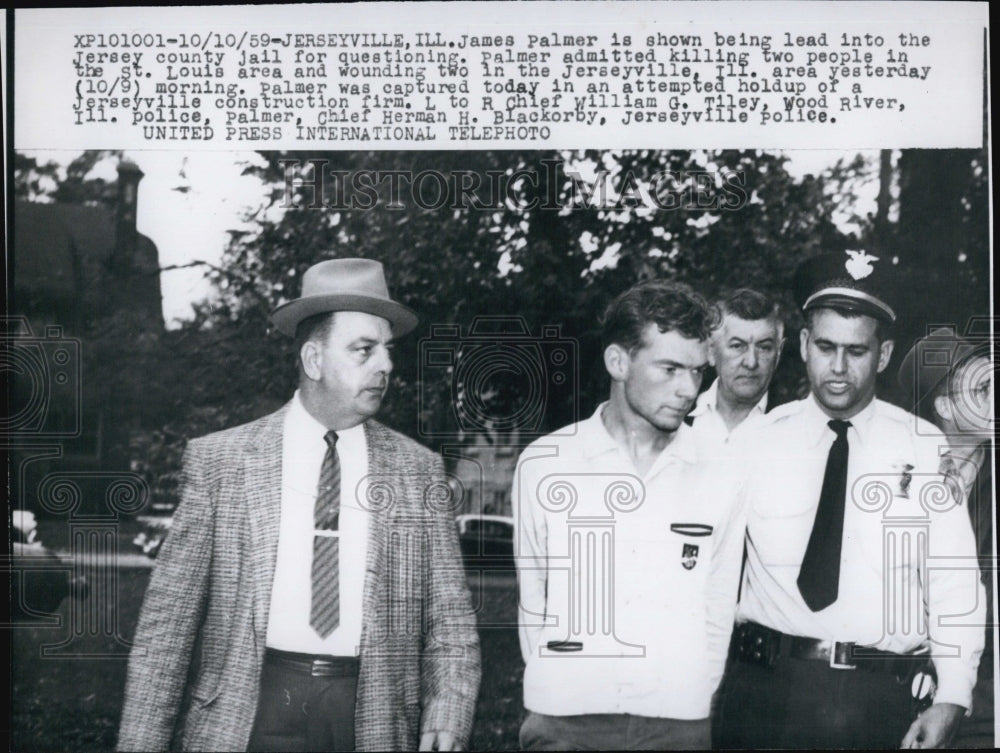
left=455, top=514, right=514, bottom=571
left=10, top=511, right=89, bottom=620
left=132, top=515, right=173, bottom=558
left=131, top=512, right=513, bottom=569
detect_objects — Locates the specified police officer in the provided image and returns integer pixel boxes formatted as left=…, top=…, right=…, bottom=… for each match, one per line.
left=687, top=288, right=785, bottom=451
left=714, top=250, right=985, bottom=749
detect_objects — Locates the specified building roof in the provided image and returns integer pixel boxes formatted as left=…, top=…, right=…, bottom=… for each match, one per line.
left=13, top=200, right=163, bottom=330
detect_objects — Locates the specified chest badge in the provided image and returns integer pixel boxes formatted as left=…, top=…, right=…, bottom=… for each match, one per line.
left=681, top=543, right=700, bottom=570
left=897, top=463, right=915, bottom=498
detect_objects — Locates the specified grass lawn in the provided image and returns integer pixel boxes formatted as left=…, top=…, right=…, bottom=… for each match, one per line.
left=10, top=561, right=524, bottom=751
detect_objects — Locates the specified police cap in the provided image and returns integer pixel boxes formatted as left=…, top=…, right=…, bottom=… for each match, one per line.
left=793, top=249, right=897, bottom=324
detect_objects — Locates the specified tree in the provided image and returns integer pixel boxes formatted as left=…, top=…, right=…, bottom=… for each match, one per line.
left=206, top=149, right=859, bottom=444
left=17, top=147, right=986, bottom=512
left=14, top=150, right=123, bottom=206
left=827, top=147, right=991, bottom=406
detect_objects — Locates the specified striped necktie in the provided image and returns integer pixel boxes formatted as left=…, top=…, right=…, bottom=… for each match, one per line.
left=311, top=430, right=340, bottom=637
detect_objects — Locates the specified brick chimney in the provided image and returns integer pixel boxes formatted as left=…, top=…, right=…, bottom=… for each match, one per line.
left=112, top=159, right=144, bottom=274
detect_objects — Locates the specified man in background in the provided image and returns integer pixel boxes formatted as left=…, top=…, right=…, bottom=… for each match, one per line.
left=687, top=288, right=785, bottom=450
left=898, top=326, right=995, bottom=748
left=514, top=280, right=745, bottom=750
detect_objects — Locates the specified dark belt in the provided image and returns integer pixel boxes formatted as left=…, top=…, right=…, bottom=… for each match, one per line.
left=734, top=621, right=929, bottom=674
left=264, top=648, right=360, bottom=678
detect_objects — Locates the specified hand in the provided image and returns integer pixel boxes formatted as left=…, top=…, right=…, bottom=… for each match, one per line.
left=900, top=702, right=965, bottom=748
left=419, top=730, right=460, bottom=751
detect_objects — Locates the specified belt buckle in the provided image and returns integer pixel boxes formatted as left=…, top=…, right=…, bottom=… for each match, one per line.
left=311, top=659, right=330, bottom=677
left=829, top=641, right=857, bottom=670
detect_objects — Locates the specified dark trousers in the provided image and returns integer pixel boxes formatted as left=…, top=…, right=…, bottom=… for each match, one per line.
left=247, top=650, right=359, bottom=753
left=713, top=652, right=915, bottom=749
left=521, top=710, right=711, bottom=751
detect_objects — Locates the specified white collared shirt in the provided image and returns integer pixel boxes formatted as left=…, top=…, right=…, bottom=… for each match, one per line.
left=686, top=378, right=769, bottom=453
left=266, top=392, right=369, bottom=656
left=513, top=403, right=745, bottom=719
left=737, top=395, right=985, bottom=709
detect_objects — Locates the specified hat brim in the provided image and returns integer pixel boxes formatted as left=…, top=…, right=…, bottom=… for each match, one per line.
left=899, top=333, right=988, bottom=410
left=803, top=291, right=895, bottom=324
left=270, top=294, right=419, bottom=338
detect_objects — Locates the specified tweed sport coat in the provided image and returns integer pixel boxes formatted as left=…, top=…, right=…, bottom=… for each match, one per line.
left=117, top=405, right=481, bottom=751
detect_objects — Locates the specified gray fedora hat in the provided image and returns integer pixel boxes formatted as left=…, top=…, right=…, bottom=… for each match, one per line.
left=896, top=327, right=985, bottom=413
left=269, top=258, right=418, bottom=337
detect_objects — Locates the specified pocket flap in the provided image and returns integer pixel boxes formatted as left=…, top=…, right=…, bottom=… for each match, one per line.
left=669, top=523, right=714, bottom=537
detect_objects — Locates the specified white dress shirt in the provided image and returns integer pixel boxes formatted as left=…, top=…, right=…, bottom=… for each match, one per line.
left=266, top=392, right=369, bottom=656
left=513, top=404, right=745, bottom=719
left=737, top=395, right=985, bottom=709
left=686, top=378, right=769, bottom=454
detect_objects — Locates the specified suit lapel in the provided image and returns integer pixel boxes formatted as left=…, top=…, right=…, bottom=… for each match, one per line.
left=244, top=405, right=288, bottom=641
left=360, top=421, right=393, bottom=650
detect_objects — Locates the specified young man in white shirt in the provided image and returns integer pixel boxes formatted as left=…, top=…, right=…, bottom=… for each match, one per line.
left=513, top=280, right=745, bottom=750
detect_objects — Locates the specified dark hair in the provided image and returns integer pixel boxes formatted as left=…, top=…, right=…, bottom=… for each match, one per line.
left=601, top=280, right=716, bottom=352
left=293, top=311, right=337, bottom=359
left=714, top=288, right=781, bottom=325
left=804, top=305, right=891, bottom=344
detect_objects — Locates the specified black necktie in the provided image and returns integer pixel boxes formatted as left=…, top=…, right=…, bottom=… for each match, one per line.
left=797, top=419, right=852, bottom=612
left=311, top=430, right=340, bottom=637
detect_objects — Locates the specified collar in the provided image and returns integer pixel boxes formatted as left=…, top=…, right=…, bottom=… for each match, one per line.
left=688, top=377, right=769, bottom=419
left=581, top=402, right=698, bottom=466
left=802, top=393, right=878, bottom=447
left=287, top=390, right=366, bottom=447
left=579, top=403, right=623, bottom=460
left=939, top=441, right=986, bottom=467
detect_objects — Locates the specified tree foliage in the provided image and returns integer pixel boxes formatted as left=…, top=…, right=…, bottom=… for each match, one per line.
left=14, top=147, right=989, bottom=487
left=197, top=149, right=862, bottom=445
left=14, top=150, right=123, bottom=206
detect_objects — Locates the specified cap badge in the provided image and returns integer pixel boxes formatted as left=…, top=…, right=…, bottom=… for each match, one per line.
left=844, top=249, right=879, bottom=280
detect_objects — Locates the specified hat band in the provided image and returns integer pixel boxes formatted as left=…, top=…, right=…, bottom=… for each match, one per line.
left=804, top=286, right=896, bottom=322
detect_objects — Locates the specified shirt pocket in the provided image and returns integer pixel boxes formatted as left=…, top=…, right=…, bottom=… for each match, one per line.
left=668, top=523, right=714, bottom=573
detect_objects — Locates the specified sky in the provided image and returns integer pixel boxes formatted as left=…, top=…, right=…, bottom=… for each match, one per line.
left=19, top=149, right=881, bottom=328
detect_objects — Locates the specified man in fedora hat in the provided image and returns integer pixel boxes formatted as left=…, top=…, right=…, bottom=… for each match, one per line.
left=898, top=326, right=995, bottom=748
left=119, top=258, right=480, bottom=752
left=714, top=250, right=985, bottom=749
